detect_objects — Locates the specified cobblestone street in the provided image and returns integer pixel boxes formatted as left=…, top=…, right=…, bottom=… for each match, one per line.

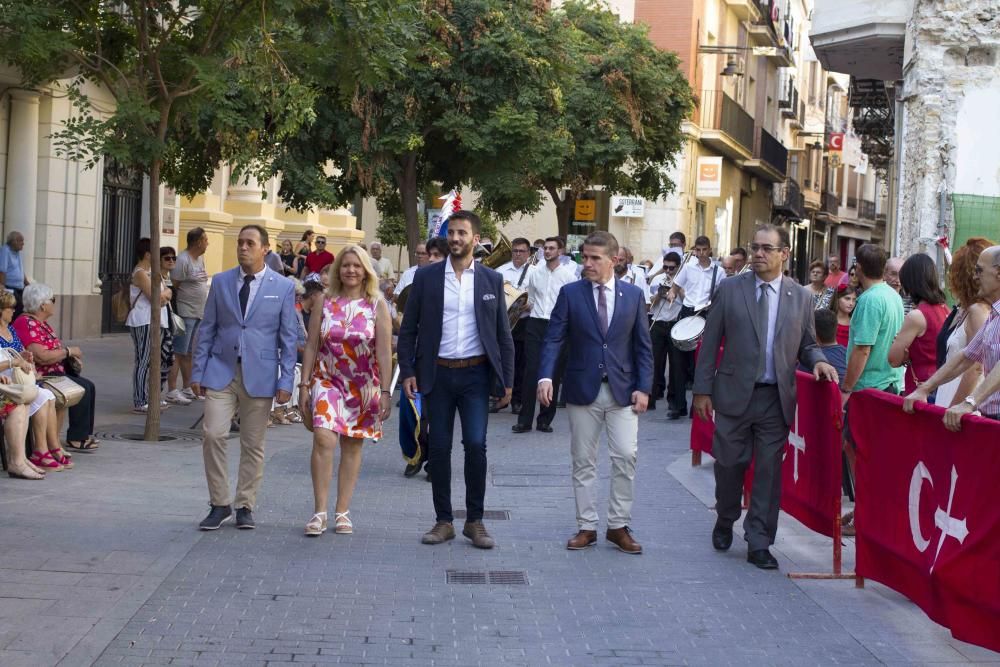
left=1, top=336, right=997, bottom=666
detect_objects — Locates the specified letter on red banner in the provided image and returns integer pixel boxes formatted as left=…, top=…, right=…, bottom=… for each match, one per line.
left=849, top=390, right=1000, bottom=653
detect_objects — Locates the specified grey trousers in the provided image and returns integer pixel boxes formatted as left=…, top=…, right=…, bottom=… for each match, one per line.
left=712, top=384, right=790, bottom=552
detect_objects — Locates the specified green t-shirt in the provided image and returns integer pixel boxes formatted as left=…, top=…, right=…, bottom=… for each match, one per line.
left=848, top=282, right=905, bottom=391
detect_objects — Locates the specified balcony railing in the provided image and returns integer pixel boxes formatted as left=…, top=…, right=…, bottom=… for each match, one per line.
left=699, top=90, right=755, bottom=153
left=859, top=199, right=876, bottom=220
left=756, top=127, right=788, bottom=177
left=779, top=75, right=799, bottom=119
left=847, top=195, right=858, bottom=208
left=821, top=191, right=839, bottom=215
left=772, top=178, right=804, bottom=219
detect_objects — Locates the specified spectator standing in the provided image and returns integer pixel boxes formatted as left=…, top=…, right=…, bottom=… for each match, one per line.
left=884, top=256, right=913, bottom=314
left=0, top=231, right=29, bottom=317
left=888, top=254, right=950, bottom=395
left=840, top=244, right=905, bottom=407
left=825, top=254, right=845, bottom=288
left=830, top=285, right=856, bottom=347
left=278, top=239, right=300, bottom=277
left=513, top=237, right=575, bottom=433
left=934, top=238, right=992, bottom=407
left=304, top=236, right=334, bottom=279
left=126, top=239, right=173, bottom=413
left=168, top=227, right=209, bottom=404
left=496, top=237, right=534, bottom=415
left=720, top=255, right=736, bottom=277
left=369, top=242, right=394, bottom=280
left=393, top=242, right=429, bottom=298
left=618, top=247, right=650, bottom=303
left=808, top=309, right=847, bottom=381
left=904, top=245, right=1000, bottom=425
left=807, top=260, right=834, bottom=310
left=294, top=231, right=314, bottom=278
left=648, top=252, right=683, bottom=410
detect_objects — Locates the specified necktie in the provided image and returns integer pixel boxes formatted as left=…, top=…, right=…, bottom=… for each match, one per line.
left=597, top=284, right=609, bottom=336
left=756, top=283, right=770, bottom=381
left=240, top=275, right=253, bottom=317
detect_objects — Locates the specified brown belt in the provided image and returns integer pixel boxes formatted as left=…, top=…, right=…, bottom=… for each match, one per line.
left=436, top=355, right=487, bottom=369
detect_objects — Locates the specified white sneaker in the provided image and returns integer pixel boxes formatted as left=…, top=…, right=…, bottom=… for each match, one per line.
left=132, top=404, right=148, bottom=414
left=165, top=389, right=192, bottom=405
left=181, top=387, right=204, bottom=401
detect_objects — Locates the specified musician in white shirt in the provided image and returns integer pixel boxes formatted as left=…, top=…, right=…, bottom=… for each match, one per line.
left=496, top=237, right=534, bottom=414
left=648, top=252, right=684, bottom=411
left=513, top=237, right=576, bottom=433
left=618, top=247, right=650, bottom=304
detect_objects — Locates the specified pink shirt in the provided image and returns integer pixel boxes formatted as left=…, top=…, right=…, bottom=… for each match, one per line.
left=963, top=297, right=1000, bottom=415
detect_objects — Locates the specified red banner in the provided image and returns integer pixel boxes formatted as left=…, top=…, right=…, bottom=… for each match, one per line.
left=850, top=390, right=1000, bottom=652
left=689, top=372, right=842, bottom=538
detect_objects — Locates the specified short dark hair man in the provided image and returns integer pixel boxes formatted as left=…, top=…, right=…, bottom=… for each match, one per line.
left=694, top=224, right=836, bottom=570
left=398, top=210, right=514, bottom=549
left=167, top=226, right=210, bottom=405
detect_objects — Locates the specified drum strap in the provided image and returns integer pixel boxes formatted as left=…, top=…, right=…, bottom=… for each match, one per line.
left=517, top=264, right=529, bottom=288
left=706, top=265, right=719, bottom=307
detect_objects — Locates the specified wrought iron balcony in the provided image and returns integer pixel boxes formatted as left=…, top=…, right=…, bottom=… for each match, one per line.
left=821, top=190, right=840, bottom=215
left=697, top=90, right=755, bottom=159
left=859, top=199, right=876, bottom=220
left=758, top=128, right=788, bottom=176
left=772, top=178, right=805, bottom=220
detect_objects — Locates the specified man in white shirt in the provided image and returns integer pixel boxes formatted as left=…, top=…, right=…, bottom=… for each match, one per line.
left=370, top=242, right=394, bottom=280
left=513, top=236, right=576, bottom=434
left=393, top=241, right=428, bottom=299
left=648, top=251, right=683, bottom=411
left=618, top=247, right=650, bottom=304
left=496, top=237, right=534, bottom=414
left=665, top=235, right=721, bottom=419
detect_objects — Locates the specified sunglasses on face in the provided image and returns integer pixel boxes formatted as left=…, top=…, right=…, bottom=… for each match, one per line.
left=162, top=256, right=177, bottom=261
left=316, top=241, right=326, bottom=245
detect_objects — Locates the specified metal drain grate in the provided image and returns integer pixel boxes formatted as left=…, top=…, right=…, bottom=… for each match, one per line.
left=453, top=510, right=510, bottom=520
left=93, top=429, right=203, bottom=443
left=446, top=570, right=529, bottom=585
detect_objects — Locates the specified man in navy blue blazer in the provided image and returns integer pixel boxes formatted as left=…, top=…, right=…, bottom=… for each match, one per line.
left=538, top=231, right=653, bottom=554
left=397, top=211, right=514, bottom=549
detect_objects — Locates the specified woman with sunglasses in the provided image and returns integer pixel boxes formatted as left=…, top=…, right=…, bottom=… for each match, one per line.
left=125, top=239, right=173, bottom=413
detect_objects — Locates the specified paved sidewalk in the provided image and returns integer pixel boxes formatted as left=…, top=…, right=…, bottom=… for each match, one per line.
left=0, top=335, right=997, bottom=666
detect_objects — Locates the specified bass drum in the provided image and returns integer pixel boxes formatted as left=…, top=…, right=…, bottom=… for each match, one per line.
left=503, top=282, right=528, bottom=330
left=670, top=315, right=706, bottom=352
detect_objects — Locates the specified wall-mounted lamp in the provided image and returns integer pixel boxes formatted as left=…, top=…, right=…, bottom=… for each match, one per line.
left=720, top=55, right=742, bottom=77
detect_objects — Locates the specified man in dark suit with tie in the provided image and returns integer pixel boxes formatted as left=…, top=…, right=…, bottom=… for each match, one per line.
left=538, top=231, right=653, bottom=554
left=693, top=224, right=838, bottom=569
left=398, top=211, right=515, bottom=549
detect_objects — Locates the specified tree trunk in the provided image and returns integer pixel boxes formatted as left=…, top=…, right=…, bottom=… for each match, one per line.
left=545, top=184, right=575, bottom=239
left=143, top=155, right=163, bottom=441
left=397, top=153, right=421, bottom=266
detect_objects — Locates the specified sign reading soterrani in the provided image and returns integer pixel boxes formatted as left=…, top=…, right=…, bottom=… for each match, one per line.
left=611, top=196, right=645, bottom=218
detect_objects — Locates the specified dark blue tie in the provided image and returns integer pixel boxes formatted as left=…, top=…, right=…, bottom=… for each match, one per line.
left=239, top=275, right=253, bottom=317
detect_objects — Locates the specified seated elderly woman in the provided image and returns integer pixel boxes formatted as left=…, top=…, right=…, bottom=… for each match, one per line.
left=13, top=284, right=99, bottom=452
left=0, top=290, right=68, bottom=474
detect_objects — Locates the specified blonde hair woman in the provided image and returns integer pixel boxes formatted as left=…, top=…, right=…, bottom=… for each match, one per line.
left=298, top=246, right=392, bottom=536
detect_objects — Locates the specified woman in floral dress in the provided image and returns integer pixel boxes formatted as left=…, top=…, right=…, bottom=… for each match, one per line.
left=298, top=245, right=392, bottom=536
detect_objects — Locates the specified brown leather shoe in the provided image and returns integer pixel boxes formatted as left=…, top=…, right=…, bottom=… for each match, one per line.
left=566, top=530, right=597, bottom=550
left=606, top=526, right=642, bottom=554
left=421, top=521, right=455, bottom=545
left=462, top=521, right=495, bottom=549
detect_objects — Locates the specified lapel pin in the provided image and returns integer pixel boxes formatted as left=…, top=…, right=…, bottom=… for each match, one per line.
left=786, top=291, right=791, bottom=296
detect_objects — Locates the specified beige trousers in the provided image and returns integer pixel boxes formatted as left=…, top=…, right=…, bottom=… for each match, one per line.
left=202, top=366, right=273, bottom=510
left=567, top=383, right=639, bottom=530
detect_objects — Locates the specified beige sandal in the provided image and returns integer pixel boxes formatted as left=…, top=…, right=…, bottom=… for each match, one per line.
left=334, top=511, right=353, bottom=534
left=304, top=512, right=327, bottom=537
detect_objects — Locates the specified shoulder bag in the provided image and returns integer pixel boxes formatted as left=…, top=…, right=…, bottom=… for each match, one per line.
left=0, top=348, right=39, bottom=404
left=41, top=375, right=85, bottom=408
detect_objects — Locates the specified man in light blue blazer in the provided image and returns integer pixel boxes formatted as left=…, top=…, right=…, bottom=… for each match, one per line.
left=191, top=225, right=298, bottom=531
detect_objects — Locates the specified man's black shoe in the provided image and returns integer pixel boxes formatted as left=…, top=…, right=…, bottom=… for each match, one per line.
left=667, top=410, right=683, bottom=420
left=198, top=505, right=233, bottom=530
left=747, top=548, right=779, bottom=569
left=235, top=507, right=255, bottom=529
left=712, top=523, right=733, bottom=551
left=511, top=423, right=532, bottom=433
left=647, top=401, right=656, bottom=410
left=488, top=400, right=500, bottom=414
left=404, top=461, right=423, bottom=477
left=510, top=401, right=522, bottom=414
left=536, top=423, right=553, bottom=433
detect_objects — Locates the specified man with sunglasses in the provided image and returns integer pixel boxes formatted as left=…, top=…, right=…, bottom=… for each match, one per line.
left=304, top=236, right=334, bottom=279
left=648, top=252, right=682, bottom=411
left=693, top=224, right=837, bottom=570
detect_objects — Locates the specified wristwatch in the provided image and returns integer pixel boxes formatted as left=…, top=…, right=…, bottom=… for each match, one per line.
left=963, top=395, right=978, bottom=409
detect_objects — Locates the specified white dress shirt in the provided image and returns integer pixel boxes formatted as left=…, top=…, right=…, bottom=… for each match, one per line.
left=527, top=262, right=576, bottom=320
left=620, top=265, right=650, bottom=304
left=439, top=258, right=485, bottom=359
left=649, top=273, right=682, bottom=323
left=755, top=274, right=782, bottom=384
left=497, top=260, right=533, bottom=288
left=393, top=265, right=417, bottom=296
left=237, top=265, right=268, bottom=357
left=372, top=256, right=394, bottom=279
left=673, top=260, right=719, bottom=310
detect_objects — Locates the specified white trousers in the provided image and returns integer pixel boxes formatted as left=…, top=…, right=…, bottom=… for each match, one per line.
left=567, top=383, right=639, bottom=530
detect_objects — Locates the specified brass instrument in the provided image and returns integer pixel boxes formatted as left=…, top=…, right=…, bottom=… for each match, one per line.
left=483, top=234, right=531, bottom=329
left=481, top=234, right=512, bottom=269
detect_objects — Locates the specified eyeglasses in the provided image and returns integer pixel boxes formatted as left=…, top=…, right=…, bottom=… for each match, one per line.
left=162, top=256, right=177, bottom=261
left=749, top=243, right=787, bottom=254
left=663, top=265, right=678, bottom=271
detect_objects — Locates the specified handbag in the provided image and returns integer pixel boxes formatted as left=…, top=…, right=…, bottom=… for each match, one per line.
left=0, top=349, right=39, bottom=404
left=41, top=375, right=85, bottom=408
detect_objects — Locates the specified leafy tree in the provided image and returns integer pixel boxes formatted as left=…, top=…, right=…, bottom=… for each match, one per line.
left=277, top=0, right=562, bottom=264
left=0, top=1, right=396, bottom=438
left=523, top=1, right=694, bottom=237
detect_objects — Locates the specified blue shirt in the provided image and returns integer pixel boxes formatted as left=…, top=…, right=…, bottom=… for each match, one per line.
left=0, top=245, right=25, bottom=290
left=800, top=344, right=847, bottom=387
